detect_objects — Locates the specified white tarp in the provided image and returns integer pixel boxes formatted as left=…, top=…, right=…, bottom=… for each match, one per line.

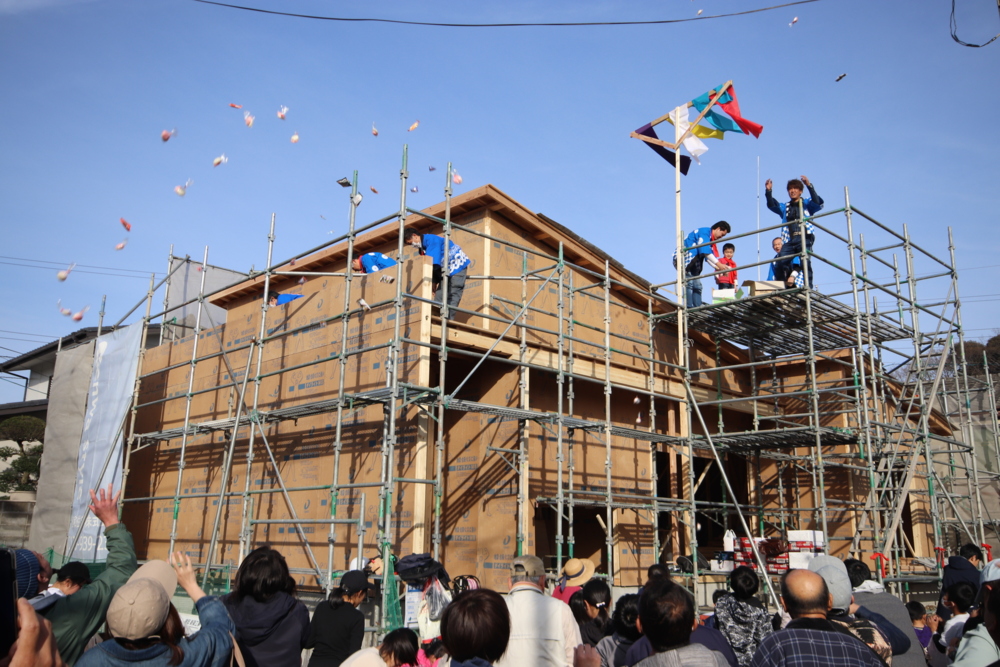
left=66, top=324, right=143, bottom=560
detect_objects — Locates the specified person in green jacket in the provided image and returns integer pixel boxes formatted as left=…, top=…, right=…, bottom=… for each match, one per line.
left=39, top=484, right=137, bottom=666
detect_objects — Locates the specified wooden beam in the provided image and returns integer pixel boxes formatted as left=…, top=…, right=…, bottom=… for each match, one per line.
left=435, top=324, right=774, bottom=417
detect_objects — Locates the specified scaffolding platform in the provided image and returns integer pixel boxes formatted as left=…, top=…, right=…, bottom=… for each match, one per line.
left=444, top=397, right=683, bottom=444
left=133, top=384, right=439, bottom=443
left=663, top=289, right=911, bottom=356
left=691, top=426, right=859, bottom=452
left=135, top=386, right=684, bottom=447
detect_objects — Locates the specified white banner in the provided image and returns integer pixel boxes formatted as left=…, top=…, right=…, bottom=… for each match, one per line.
left=66, top=324, right=143, bottom=560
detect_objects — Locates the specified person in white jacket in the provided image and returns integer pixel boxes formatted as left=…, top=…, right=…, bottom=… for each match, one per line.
left=495, top=555, right=582, bottom=667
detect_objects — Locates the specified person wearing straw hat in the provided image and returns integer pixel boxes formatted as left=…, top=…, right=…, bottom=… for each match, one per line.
left=552, top=558, right=596, bottom=605
left=76, top=552, right=234, bottom=667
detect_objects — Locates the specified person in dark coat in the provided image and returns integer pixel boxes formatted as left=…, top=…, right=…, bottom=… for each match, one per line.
left=845, top=558, right=926, bottom=667
left=597, top=594, right=642, bottom=667
left=305, top=570, right=373, bottom=667
left=936, top=544, right=982, bottom=621
left=713, top=567, right=773, bottom=667
left=577, top=579, right=614, bottom=647
left=221, top=546, right=310, bottom=667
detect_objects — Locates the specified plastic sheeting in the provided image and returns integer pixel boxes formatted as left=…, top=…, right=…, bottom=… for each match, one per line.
left=163, top=257, right=247, bottom=340
left=66, top=325, right=142, bottom=560
left=27, top=341, right=94, bottom=553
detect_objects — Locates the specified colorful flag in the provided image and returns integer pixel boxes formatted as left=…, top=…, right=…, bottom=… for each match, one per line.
left=665, top=117, right=725, bottom=140
left=691, top=84, right=763, bottom=138
left=633, top=81, right=761, bottom=173
left=635, top=123, right=691, bottom=175
left=669, top=106, right=709, bottom=164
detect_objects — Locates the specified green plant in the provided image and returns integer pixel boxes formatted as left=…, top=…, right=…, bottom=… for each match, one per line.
left=0, top=416, right=46, bottom=494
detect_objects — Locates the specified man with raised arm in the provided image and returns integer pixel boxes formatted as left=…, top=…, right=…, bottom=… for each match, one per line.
left=40, top=485, right=138, bottom=666
left=766, top=176, right=824, bottom=288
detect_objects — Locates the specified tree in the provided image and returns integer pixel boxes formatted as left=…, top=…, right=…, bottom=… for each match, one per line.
left=0, top=416, right=45, bottom=494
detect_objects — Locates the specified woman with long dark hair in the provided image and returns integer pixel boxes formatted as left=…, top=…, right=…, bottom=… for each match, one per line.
left=577, top=579, right=613, bottom=647
left=76, top=552, right=233, bottom=667
left=305, top=570, right=372, bottom=667
left=222, top=546, right=310, bottom=666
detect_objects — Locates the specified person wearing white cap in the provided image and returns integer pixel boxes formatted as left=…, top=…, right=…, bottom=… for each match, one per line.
left=951, top=558, right=1000, bottom=667
left=495, top=554, right=581, bottom=667
left=76, top=552, right=235, bottom=667
left=807, top=555, right=906, bottom=665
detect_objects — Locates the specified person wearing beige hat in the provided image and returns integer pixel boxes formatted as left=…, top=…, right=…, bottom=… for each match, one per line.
left=75, top=552, right=235, bottom=667
left=552, top=558, right=596, bottom=605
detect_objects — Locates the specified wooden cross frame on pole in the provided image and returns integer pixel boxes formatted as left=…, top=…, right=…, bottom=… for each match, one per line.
left=627, top=79, right=732, bottom=586
left=629, top=80, right=733, bottom=152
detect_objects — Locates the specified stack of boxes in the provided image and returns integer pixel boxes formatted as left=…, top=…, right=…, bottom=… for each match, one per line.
left=786, top=530, right=825, bottom=569
left=710, top=530, right=825, bottom=574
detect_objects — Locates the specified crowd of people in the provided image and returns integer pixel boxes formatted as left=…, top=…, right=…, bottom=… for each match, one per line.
left=676, top=176, right=825, bottom=307
left=5, top=486, right=1000, bottom=667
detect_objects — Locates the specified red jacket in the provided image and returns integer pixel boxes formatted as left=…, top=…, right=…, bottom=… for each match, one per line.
left=717, top=257, right=738, bottom=286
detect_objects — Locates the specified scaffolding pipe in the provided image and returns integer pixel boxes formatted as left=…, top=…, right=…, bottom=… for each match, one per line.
left=238, top=214, right=276, bottom=564
left=329, top=170, right=360, bottom=590
left=201, top=347, right=255, bottom=587
left=168, top=247, right=210, bottom=554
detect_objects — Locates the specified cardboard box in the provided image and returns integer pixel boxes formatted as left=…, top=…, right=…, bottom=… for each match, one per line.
left=788, top=552, right=820, bottom=569
left=712, top=289, right=737, bottom=304
left=740, top=280, right=784, bottom=295
left=710, top=559, right=735, bottom=572
left=787, top=530, right=825, bottom=548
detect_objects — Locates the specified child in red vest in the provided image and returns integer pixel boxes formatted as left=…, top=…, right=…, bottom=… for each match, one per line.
left=716, top=243, right=738, bottom=289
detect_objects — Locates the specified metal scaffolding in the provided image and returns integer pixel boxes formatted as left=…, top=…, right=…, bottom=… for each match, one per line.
left=113, top=147, right=998, bottom=632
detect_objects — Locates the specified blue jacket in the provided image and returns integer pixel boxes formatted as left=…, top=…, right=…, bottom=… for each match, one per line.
left=76, top=596, right=234, bottom=667
left=765, top=185, right=824, bottom=225
left=419, top=234, right=470, bottom=276
left=674, top=228, right=719, bottom=276
left=358, top=252, right=397, bottom=273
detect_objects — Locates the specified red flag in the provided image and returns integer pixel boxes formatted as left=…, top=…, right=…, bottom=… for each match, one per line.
left=715, top=85, right=763, bottom=138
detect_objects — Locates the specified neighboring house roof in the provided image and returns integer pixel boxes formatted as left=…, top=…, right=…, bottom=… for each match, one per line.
left=0, top=399, right=48, bottom=419
left=0, top=325, right=161, bottom=374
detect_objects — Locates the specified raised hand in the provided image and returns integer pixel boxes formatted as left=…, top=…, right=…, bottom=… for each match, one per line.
left=88, top=484, right=120, bottom=528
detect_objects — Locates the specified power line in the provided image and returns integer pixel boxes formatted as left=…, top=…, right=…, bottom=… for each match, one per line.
left=0, top=255, right=156, bottom=275
left=0, top=336, right=57, bottom=344
left=0, top=329, right=58, bottom=339
left=0, top=374, right=27, bottom=388
left=194, top=0, right=820, bottom=27
left=0, top=260, right=156, bottom=280
left=951, top=0, right=1000, bottom=47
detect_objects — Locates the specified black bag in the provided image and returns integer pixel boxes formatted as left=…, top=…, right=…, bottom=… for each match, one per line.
left=395, top=552, right=450, bottom=586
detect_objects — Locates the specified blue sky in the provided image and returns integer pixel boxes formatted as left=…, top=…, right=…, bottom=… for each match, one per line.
left=2, top=0, right=999, bottom=401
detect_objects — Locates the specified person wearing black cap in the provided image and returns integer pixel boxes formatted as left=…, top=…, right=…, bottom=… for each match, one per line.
left=306, top=570, right=373, bottom=667
left=28, top=561, right=92, bottom=611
